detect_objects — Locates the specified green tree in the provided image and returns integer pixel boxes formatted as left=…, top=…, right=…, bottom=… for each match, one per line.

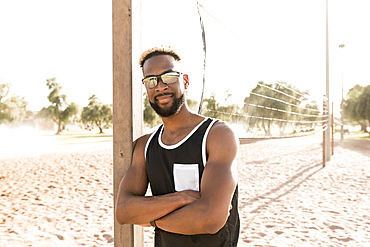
left=81, top=95, right=112, bottom=134
left=0, top=83, right=9, bottom=101
left=356, top=85, right=370, bottom=130
left=143, top=92, right=162, bottom=128
left=202, top=93, right=241, bottom=123
left=37, top=78, right=79, bottom=134
left=343, top=84, right=367, bottom=132
left=243, top=81, right=308, bottom=136
left=0, top=83, right=28, bottom=124
left=218, top=104, right=240, bottom=123
left=203, top=93, right=219, bottom=118
left=186, top=98, right=198, bottom=113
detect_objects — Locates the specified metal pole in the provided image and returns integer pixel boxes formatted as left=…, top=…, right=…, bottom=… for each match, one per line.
left=341, top=68, right=344, bottom=140
left=323, top=96, right=326, bottom=167
left=332, top=101, right=334, bottom=155
left=339, top=44, right=345, bottom=141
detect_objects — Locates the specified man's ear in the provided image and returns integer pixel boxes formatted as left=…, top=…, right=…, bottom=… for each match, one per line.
left=183, top=74, right=189, bottom=89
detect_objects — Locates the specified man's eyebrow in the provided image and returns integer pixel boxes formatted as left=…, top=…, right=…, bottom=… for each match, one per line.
left=144, top=69, right=174, bottom=78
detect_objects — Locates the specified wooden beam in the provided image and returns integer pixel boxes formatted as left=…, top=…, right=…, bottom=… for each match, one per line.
left=325, top=0, right=330, bottom=162
left=112, top=0, right=143, bottom=246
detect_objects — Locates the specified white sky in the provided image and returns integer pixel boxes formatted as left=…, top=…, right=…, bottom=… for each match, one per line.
left=1, top=0, right=369, bottom=117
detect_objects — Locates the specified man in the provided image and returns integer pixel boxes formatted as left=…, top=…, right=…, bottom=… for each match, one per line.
left=116, top=46, right=240, bottom=247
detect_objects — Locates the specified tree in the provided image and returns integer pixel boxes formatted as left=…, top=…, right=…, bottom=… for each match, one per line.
left=202, top=93, right=241, bottom=124
left=186, top=98, right=198, bottom=113
left=36, top=78, right=79, bottom=134
left=301, top=100, right=320, bottom=129
left=0, top=83, right=28, bottom=125
left=81, top=95, right=112, bottom=134
left=243, top=81, right=309, bottom=136
left=0, top=83, right=9, bottom=101
left=203, top=93, right=219, bottom=118
left=343, top=84, right=368, bottom=132
left=218, top=104, right=240, bottom=123
left=356, top=85, right=370, bottom=130
left=143, top=92, right=162, bottom=128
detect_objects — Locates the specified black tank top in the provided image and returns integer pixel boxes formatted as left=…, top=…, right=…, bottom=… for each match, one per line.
left=145, top=117, right=240, bottom=247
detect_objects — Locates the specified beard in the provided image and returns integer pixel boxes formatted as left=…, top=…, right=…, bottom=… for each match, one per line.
left=150, top=93, right=185, bottom=118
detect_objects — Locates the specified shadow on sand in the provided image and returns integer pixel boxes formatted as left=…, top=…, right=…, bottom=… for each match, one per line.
left=334, top=139, right=370, bottom=158
left=239, top=161, right=323, bottom=213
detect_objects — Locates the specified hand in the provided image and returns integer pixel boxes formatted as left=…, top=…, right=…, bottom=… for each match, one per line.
left=228, top=204, right=232, bottom=217
left=180, top=190, right=201, bottom=205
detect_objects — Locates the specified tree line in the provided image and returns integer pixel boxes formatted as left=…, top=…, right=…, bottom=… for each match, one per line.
left=37, top=78, right=112, bottom=134
left=2, top=78, right=369, bottom=135
left=0, top=78, right=112, bottom=134
left=0, top=82, right=27, bottom=125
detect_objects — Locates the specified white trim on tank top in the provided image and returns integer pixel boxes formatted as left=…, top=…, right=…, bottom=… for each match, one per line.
left=144, top=124, right=162, bottom=161
left=158, top=117, right=209, bottom=150
left=202, top=119, right=218, bottom=166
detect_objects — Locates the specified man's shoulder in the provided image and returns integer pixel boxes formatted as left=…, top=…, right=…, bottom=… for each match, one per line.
left=133, top=131, right=156, bottom=152
left=209, top=119, right=236, bottom=136
left=207, top=119, right=238, bottom=148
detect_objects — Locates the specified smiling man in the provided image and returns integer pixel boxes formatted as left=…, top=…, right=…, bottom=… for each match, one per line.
left=115, top=46, right=240, bottom=247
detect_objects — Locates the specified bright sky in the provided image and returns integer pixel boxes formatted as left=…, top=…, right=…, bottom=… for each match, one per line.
left=1, top=0, right=369, bottom=117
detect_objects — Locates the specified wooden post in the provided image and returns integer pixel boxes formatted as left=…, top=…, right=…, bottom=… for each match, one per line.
left=113, top=0, right=143, bottom=246
left=325, top=0, right=331, bottom=162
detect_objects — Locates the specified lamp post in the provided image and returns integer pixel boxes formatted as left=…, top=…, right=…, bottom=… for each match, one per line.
left=339, top=44, right=345, bottom=140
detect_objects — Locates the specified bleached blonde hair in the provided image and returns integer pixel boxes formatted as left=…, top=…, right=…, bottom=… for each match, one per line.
left=139, top=45, right=181, bottom=68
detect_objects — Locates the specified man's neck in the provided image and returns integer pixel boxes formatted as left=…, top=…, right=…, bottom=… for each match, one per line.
left=160, top=105, right=202, bottom=134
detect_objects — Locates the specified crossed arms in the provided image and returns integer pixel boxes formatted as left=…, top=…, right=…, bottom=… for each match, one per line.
left=115, top=121, right=238, bottom=235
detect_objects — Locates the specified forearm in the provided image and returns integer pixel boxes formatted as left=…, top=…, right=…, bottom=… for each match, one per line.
left=156, top=173, right=237, bottom=235
left=116, top=191, right=191, bottom=225
left=155, top=198, right=228, bottom=235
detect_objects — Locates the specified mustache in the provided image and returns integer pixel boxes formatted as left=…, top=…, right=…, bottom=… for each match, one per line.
left=154, top=92, right=174, bottom=100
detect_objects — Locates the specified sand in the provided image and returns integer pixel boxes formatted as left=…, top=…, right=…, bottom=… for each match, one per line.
left=0, top=149, right=114, bottom=246
left=237, top=137, right=370, bottom=246
left=1, top=136, right=369, bottom=246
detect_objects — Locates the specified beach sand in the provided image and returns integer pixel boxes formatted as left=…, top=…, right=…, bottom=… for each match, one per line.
left=1, top=136, right=369, bottom=246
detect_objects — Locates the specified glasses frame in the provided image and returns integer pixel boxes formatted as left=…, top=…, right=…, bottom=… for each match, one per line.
left=142, top=71, right=182, bottom=89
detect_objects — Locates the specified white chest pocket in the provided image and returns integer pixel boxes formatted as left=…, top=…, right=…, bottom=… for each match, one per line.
left=173, top=163, right=199, bottom=192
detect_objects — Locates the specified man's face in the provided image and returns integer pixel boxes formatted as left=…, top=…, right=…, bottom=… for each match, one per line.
left=143, top=55, right=185, bottom=117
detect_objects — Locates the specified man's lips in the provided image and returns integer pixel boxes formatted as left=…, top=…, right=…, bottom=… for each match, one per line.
left=155, top=93, right=174, bottom=104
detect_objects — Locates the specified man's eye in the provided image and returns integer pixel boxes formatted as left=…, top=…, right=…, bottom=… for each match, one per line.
left=147, top=77, right=156, bottom=82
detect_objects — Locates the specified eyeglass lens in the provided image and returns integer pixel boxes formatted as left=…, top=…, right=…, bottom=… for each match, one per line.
left=144, top=72, right=179, bottom=89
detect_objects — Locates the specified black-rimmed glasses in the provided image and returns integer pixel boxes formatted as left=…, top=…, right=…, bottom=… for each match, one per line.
left=142, top=71, right=181, bottom=89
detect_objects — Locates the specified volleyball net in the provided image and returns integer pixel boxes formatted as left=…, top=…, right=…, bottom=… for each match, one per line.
left=195, top=2, right=330, bottom=140
left=199, top=81, right=330, bottom=140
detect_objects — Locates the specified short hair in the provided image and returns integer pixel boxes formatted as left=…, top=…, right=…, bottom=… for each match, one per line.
left=139, top=45, right=181, bottom=68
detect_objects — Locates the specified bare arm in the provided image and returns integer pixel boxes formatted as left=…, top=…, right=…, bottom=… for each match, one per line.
left=115, top=134, right=200, bottom=226
left=155, top=121, right=238, bottom=235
